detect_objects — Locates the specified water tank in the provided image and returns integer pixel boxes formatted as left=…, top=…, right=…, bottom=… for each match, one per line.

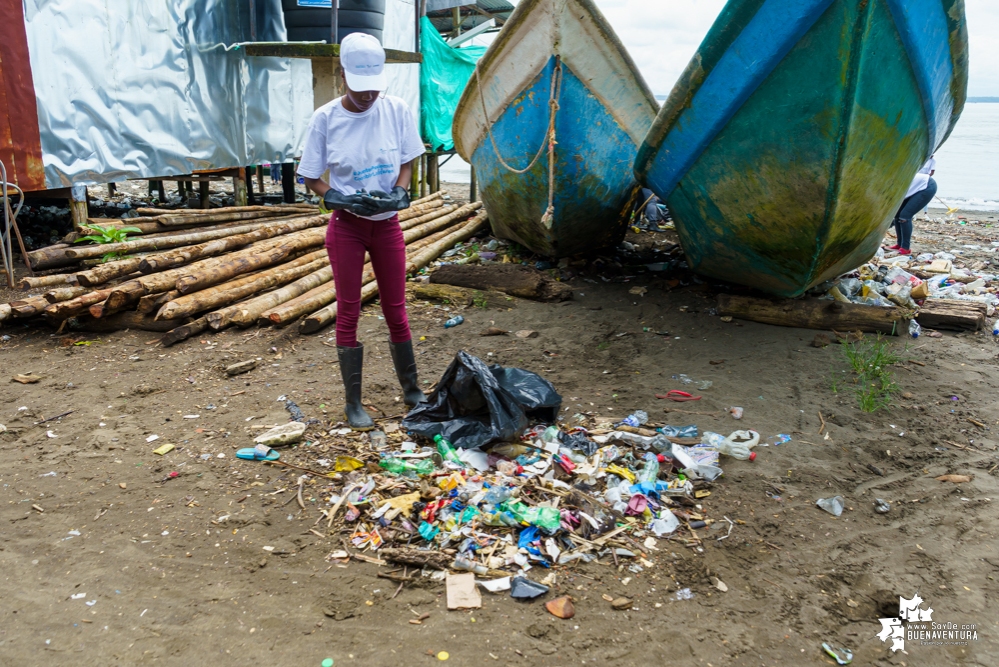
left=281, top=0, right=385, bottom=44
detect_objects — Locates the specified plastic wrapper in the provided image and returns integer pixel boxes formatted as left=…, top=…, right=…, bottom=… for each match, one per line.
left=836, top=277, right=862, bottom=297
left=402, top=351, right=562, bottom=450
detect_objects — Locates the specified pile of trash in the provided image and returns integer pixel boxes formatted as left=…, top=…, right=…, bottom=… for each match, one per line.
left=825, top=249, right=998, bottom=314
left=247, top=353, right=764, bottom=601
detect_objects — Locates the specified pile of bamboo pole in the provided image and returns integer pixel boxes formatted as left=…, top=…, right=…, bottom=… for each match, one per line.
left=0, top=192, right=489, bottom=346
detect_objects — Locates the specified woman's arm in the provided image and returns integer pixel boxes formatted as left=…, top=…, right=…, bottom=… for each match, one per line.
left=303, top=176, right=331, bottom=198
left=394, top=159, right=416, bottom=190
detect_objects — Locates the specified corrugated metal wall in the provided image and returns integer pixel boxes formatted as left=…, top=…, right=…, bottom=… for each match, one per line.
left=0, top=0, right=45, bottom=192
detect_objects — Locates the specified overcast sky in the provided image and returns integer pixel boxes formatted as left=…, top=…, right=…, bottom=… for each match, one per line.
left=473, top=0, right=999, bottom=97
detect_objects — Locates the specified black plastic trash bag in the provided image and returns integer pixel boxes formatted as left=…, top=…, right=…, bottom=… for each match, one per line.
left=402, top=351, right=561, bottom=450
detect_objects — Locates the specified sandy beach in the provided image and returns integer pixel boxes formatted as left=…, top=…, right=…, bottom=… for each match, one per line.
left=1, top=182, right=997, bottom=667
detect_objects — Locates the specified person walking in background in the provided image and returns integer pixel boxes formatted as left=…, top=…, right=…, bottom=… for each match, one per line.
left=890, top=156, right=937, bottom=256
left=296, top=33, right=427, bottom=430
left=270, top=163, right=281, bottom=184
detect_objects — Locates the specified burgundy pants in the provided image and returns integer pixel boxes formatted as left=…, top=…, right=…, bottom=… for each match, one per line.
left=325, top=210, right=411, bottom=348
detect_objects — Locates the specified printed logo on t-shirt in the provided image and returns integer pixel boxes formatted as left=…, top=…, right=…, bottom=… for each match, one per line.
left=354, top=163, right=397, bottom=182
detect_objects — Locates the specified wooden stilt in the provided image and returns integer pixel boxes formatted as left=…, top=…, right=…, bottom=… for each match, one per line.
left=199, top=181, right=210, bottom=209
left=233, top=168, right=248, bottom=207
left=245, top=167, right=256, bottom=206
left=156, top=180, right=166, bottom=202
left=69, top=185, right=88, bottom=232
left=281, top=163, right=296, bottom=204
left=256, top=165, right=265, bottom=195
left=469, top=166, right=477, bottom=202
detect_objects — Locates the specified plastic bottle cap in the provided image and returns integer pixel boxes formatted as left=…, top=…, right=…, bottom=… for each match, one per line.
left=656, top=454, right=667, bottom=463
left=748, top=451, right=757, bottom=462
left=322, top=660, right=335, bottom=667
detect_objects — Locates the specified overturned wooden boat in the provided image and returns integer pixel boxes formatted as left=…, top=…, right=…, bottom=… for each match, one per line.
left=635, top=0, right=969, bottom=296
left=452, top=0, right=658, bottom=257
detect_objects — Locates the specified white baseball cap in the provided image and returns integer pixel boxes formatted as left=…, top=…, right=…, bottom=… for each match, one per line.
left=340, top=32, right=387, bottom=93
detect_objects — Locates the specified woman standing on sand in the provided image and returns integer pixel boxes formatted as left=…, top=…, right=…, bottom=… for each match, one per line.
left=297, top=33, right=427, bottom=431
left=890, top=156, right=937, bottom=256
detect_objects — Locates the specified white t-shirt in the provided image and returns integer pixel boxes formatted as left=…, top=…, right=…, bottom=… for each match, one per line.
left=297, top=95, right=425, bottom=220
left=905, top=156, right=937, bottom=199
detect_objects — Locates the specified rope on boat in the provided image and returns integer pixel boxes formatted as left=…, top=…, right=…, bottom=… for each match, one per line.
left=474, top=57, right=563, bottom=228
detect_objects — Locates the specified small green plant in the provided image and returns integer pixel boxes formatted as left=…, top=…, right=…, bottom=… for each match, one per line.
left=472, top=291, right=488, bottom=309
left=840, top=335, right=904, bottom=412
left=597, top=341, right=610, bottom=351
left=74, top=223, right=142, bottom=263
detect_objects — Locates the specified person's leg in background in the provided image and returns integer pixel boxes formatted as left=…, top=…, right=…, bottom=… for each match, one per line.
left=896, top=178, right=938, bottom=253
left=367, top=217, right=426, bottom=407
left=326, top=212, right=376, bottom=429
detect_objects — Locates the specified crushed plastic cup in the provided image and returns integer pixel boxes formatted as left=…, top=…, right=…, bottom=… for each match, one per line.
left=729, top=407, right=743, bottom=420
left=651, top=510, right=680, bottom=536
left=816, top=496, right=845, bottom=517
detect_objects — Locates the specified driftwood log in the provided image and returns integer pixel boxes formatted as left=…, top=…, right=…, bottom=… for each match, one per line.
left=43, top=286, right=90, bottom=303
left=75, top=311, right=190, bottom=333
left=379, top=548, right=452, bottom=571
left=76, top=258, right=146, bottom=287
left=410, top=283, right=514, bottom=309
left=431, top=263, right=573, bottom=302
left=8, top=295, right=51, bottom=318
left=717, top=294, right=910, bottom=334
left=916, top=298, right=987, bottom=331
left=43, top=288, right=115, bottom=321
left=0, top=303, right=10, bottom=322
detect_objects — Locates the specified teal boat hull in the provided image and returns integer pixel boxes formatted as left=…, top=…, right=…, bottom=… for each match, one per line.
left=635, top=0, right=969, bottom=297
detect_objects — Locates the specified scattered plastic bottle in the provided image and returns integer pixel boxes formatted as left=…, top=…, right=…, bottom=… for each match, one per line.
left=636, top=452, right=661, bottom=486
left=495, top=459, right=522, bottom=476
left=712, top=437, right=757, bottom=461
left=444, top=315, right=464, bottom=328
left=452, top=556, right=489, bottom=575
left=434, top=434, right=464, bottom=465
left=620, top=410, right=649, bottom=427
left=992, top=320, right=999, bottom=336
left=490, top=443, right=532, bottom=459
left=909, top=319, right=921, bottom=338
left=379, top=457, right=435, bottom=477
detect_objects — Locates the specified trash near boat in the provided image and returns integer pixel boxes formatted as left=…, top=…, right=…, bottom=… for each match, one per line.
left=635, top=0, right=969, bottom=297
left=453, top=0, right=658, bottom=258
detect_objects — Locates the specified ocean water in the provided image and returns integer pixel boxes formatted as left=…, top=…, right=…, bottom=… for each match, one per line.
left=439, top=102, right=999, bottom=211
left=932, top=102, right=999, bottom=211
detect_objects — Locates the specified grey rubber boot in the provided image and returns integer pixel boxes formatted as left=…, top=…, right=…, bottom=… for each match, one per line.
left=337, top=343, right=375, bottom=431
left=389, top=339, right=427, bottom=408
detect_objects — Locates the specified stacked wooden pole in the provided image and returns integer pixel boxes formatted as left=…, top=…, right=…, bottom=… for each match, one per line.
left=1, top=192, right=489, bottom=345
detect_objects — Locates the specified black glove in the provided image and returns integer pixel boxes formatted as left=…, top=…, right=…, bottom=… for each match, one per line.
left=323, top=189, right=379, bottom=217
left=359, top=186, right=411, bottom=217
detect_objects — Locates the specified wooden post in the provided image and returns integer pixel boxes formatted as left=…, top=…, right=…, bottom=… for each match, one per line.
left=469, top=166, right=477, bottom=202
left=199, top=180, right=210, bottom=209
left=256, top=164, right=265, bottom=194
left=233, top=168, right=248, bottom=207
left=245, top=167, right=256, bottom=206
left=107, top=182, right=117, bottom=197
left=178, top=180, right=187, bottom=198
left=147, top=180, right=154, bottom=198
left=427, top=154, right=439, bottom=194
left=156, top=180, right=166, bottom=202
left=281, top=163, right=296, bottom=203
left=452, top=7, right=461, bottom=38
left=419, top=154, right=427, bottom=198
left=410, top=156, right=420, bottom=199
left=69, top=185, right=88, bottom=232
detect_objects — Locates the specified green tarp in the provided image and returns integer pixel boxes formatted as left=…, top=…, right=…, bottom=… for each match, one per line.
left=420, top=17, right=486, bottom=153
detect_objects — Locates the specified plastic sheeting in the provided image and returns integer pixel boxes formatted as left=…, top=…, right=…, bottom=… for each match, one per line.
left=22, top=0, right=313, bottom=189
left=419, top=17, right=484, bottom=152
left=382, top=0, right=421, bottom=133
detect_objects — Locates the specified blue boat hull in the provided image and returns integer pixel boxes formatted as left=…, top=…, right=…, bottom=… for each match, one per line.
left=453, top=0, right=658, bottom=258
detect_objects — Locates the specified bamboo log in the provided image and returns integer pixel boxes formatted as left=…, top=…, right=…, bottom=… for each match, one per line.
left=62, top=214, right=322, bottom=261
left=398, top=198, right=444, bottom=221
left=9, top=295, right=51, bottom=318
left=74, top=214, right=292, bottom=239
left=152, top=208, right=316, bottom=227
left=138, top=215, right=325, bottom=273
left=43, top=286, right=90, bottom=304
left=410, top=191, right=443, bottom=207
left=0, top=303, right=10, bottom=323
left=216, top=265, right=333, bottom=329
left=25, top=244, right=71, bottom=271
left=398, top=204, right=458, bottom=231
left=173, top=227, right=325, bottom=295
left=299, top=212, right=489, bottom=334
left=137, top=291, right=179, bottom=314
left=156, top=251, right=328, bottom=321
left=43, top=288, right=114, bottom=321
left=76, top=258, right=146, bottom=287
left=75, top=311, right=191, bottom=333
left=160, top=316, right=210, bottom=347
left=259, top=214, right=473, bottom=327
left=103, top=227, right=325, bottom=314
left=401, top=202, right=482, bottom=235
left=717, top=294, right=909, bottom=334
left=17, top=274, right=71, bottom=290
left=136, top=204, right=314, bottom=217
